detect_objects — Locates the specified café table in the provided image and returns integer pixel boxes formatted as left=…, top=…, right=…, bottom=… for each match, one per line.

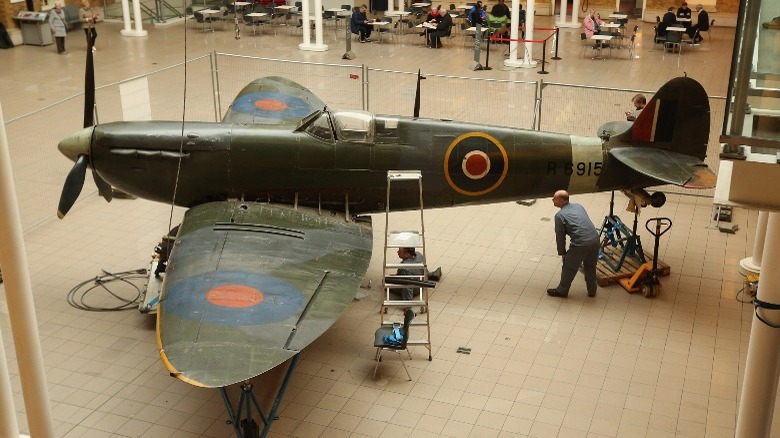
left=245, top=11, right=268, bottom=34
left=200, top=8, right=222, bottom=31
left=591, top=34, right=613, bottom=59
left=368, top=19, right=391, bottom=43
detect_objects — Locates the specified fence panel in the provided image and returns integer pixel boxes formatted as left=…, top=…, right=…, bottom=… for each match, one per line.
left=366, top=69, right=537, bottom=128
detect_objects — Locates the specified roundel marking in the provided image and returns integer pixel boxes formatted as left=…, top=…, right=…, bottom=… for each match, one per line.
left=164, top=270, right=306, bottom=326
left=232, top=92, right=314, bottom=119
left=255, top=99, right=288, bottom=111
left=444, top=132, right=508, bottom=196
left=462, top=150, right=490, bottom=179
left=206, top=284, right=264, bottom=308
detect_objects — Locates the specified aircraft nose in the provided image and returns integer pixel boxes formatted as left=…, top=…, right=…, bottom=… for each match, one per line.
left=58, top=127, right=93, bottom=162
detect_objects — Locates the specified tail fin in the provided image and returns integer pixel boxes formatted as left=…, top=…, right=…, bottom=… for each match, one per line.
left=630, top=76, right=710, bottom=160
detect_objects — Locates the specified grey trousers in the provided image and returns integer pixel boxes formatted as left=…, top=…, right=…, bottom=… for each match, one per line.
left=554, top=239, right=600, bottom=296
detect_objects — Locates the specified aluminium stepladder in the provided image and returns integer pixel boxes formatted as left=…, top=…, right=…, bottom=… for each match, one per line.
left=381, top=170, right=433, bottom=361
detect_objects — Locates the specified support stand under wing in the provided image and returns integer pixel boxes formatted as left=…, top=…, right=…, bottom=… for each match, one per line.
left=220, top=354, right=300, bottom=438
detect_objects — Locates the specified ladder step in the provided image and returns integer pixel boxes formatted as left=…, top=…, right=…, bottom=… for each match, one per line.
left=380, top=321, right=428, bottom=327
left=383, top=300, right=427, bottom=307
left=385, top=263, right=426, bottom=269
left=387, top=231, right=423, bottom=247
left=387, top=170, right=422, bottom=181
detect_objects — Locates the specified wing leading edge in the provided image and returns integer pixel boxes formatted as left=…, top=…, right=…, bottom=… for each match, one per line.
left=157, top=201, right=372, bottom=388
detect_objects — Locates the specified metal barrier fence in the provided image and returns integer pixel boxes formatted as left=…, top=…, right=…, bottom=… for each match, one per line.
left=4, top=51, right=723, bottom=232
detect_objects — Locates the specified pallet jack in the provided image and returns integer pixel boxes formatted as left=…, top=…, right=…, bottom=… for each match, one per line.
left=618, top=217, right=672, bottom=298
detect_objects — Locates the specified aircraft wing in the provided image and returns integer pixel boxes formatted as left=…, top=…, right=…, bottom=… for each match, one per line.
left=221, top=76, right=326, bottom=125
left=157, top=201, right=372, bottom=388
left=609, top=147, right=716, bottom=189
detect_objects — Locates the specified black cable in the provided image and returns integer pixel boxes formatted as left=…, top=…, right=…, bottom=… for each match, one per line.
left=66, top=268, right=148, bottom=312
left=734, top=284, right=753, bottom=304
left=754, top=298, right=780, bottom=329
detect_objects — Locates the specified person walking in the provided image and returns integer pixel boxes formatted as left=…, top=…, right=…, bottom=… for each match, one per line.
left=80, top=0, right=99, bottom=52
left=48, top=1, right=69, bottom=54
left=547, top=190, right=600, bottom=298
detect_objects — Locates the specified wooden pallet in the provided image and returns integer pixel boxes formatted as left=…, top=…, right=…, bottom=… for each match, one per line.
left=587, top=245, right=671, bottom=287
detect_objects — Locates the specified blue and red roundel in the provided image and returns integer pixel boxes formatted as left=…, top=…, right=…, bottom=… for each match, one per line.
left=163, top=270, right=306, bottom=326
left=444, top=132, right=509, bottom=196
left=232, top=92, right=315, bottom=119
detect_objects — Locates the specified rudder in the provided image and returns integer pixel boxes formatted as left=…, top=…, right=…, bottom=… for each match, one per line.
left=631, top=76, right=710, bottom=161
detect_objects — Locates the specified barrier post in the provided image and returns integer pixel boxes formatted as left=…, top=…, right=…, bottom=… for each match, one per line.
left=538, top=40, right=548, bottom=74
left=552, top=27, right=562, bottom=60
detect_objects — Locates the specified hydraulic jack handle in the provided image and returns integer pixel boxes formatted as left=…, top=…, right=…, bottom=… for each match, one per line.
left=645, top=217, right=672, bottom=274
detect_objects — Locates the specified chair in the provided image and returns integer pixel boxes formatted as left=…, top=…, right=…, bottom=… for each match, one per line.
left=580, top=32, right=596, bottom=57
left=653, top=25, right=666, bottom=49
left=460, top=23, right=475, bottom=47
left=193, top=10, right=207, bottom=30
left=373, top=308, right=415, bottom=380
left=664, top=30, right=682, bottom=55
left=243, top=13, right=263, bottom=35
left=625, top=34, right=636, bottom=58
left=376, top=17, right=393, bottom=43
left=703, top=18, right=714, bottom=41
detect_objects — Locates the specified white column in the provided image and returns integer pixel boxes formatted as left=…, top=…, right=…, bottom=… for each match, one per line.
left=740, top=210, right=768, bottom=275
left=520, top=0, right=537, bottom=67
left=0, top=326, right=18, bottom=438
left=736, top=212, right=780, bottom=437
left=0, top=106, right=55, bottom=438
left=504, top=0, right=521, bottom=67
left=557, top=0, right=580, bottom=27
left=398, top=0, right=404, bottom=13
left=387, top=0, right=394, bottom=15
left=120, top=0, right=132, bottom=33
left=121, top=0, right=148, bottom=36
left=299, top=0, right=328, bottom=51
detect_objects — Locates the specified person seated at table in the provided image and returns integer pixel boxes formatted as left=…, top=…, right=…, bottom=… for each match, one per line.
left=487, top=4, right=508, bottom=43
left=469, top=3, right=487, bottom=28
left=351, top=4, right=372, bottom=43
left=467, top=1, right=482, bottom=22
left=625, top=94, right=646, bottom=121
left=676, top=2, right=692, bottom=21
left=429, top=8, right=452, bottom=48
left=426, top=5, right=441, bottom=23
left=687, top=4, right=708, bottom=42
left=493, top=0, right=509, bottom=19
left=583, top=9, right=604, bottom=38
left=658, top=6, right=675, bottom=36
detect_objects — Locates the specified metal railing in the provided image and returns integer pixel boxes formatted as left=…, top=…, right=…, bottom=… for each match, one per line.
left=4, top=51, right=723, bottom=233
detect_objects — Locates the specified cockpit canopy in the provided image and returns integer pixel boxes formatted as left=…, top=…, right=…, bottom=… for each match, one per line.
left=304, top=110, right=376, bottom=143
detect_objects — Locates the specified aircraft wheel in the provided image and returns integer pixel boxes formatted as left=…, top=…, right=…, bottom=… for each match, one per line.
left=650, top=192, right=666, bottom=208
left=641, top=283, right=658, bottom=298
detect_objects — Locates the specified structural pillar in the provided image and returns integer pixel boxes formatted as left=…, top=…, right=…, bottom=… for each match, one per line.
left=0, top=326, right=19, bottom=438
left=521, top=0, right=537, bottom=68
left=0, top=105, right=55, bottom=438
left=736, top=212, right=780, bottom=437
left=740, top=210, right=768, bottom=275
left=556, top=0, right=580, bottom=28
left=299, top=0, right=328, bottom=51
left=120, top=0, right=147, bottom=36
left=504, top=0, right=521, bottom=66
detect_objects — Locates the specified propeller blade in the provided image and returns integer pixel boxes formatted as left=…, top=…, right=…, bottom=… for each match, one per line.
left=83, top=40, right=95, bottom=128
left=413, top=69, right=422, bottom=118
left=92, top=169, right=113, bottom=203
left=57, top=155, right=88, bottom=219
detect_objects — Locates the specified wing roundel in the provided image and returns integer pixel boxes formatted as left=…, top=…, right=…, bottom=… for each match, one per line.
left=221, top=76, right=327, bottom=125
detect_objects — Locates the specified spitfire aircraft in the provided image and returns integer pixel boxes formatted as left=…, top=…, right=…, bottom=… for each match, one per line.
left=56, top=59, right=715, bottom=397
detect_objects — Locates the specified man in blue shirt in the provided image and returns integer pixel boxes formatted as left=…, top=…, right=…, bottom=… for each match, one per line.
left=548, top=190, right=600, bottom=298
left=351, top=4, right=372, bottom=43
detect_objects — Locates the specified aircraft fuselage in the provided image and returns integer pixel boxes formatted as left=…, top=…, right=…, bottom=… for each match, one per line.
left=84, top=114, right=657, bottom=213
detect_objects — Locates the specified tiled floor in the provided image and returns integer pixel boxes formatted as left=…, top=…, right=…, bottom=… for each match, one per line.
left=0, top=12, right=767, bottom=438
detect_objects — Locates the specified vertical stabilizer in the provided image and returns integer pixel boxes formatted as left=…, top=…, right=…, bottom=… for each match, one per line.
left=631, top=76, right=710, bottom=160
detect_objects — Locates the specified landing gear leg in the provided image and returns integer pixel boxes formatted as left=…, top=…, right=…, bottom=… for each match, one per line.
left=220, top=354, right=300, bottom=438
